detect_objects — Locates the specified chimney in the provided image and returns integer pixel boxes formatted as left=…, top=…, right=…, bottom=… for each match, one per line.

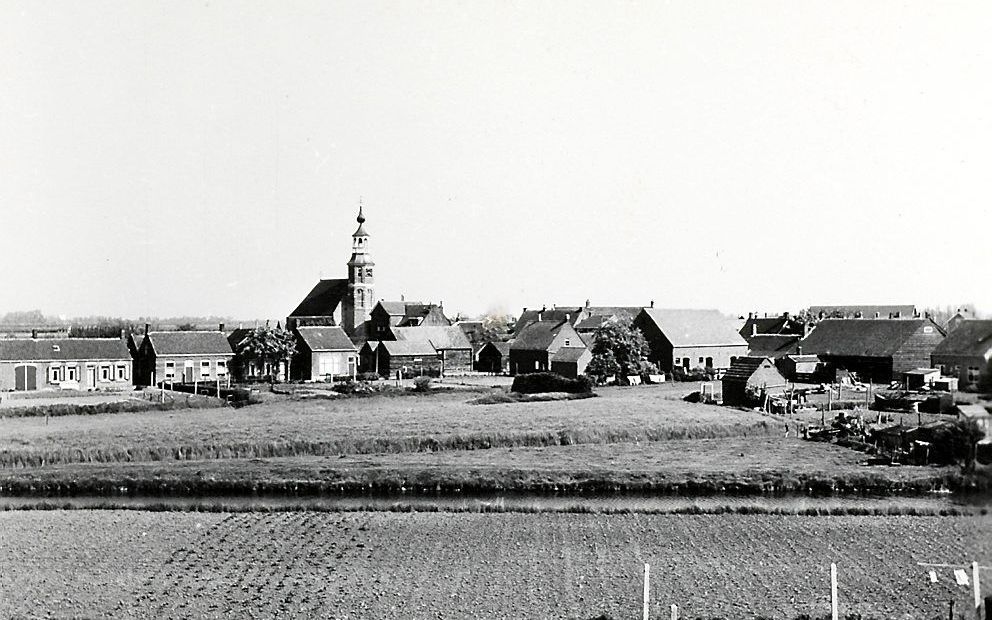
left=523, top=307, right=528, bottom=313
left=401, top=294, right=405, bottom=302
left=748, top=312, right=753, bottom=319
left=265, top=319, right=270, bottom=328
left=783, top=311, right=790, bottom=320
left=585, top=299, right=590, bottom=309
left=538, top=311, right=543, bottom=321
left=120, top=329, right=126, bottom=341
left=439, top=301, right=443, bottom=309
left=219, top=322, right=225, bottom=332
left=751, top=322, right=758, bottom=337
left=650, top=300, right=655, bottom=308
left=797, top=345, right=803, bottom=355
left=541, top=305, right=547, bottom=312
left=31, top=328, right=37, bottom=339
left=144, top=323, right=150, bottom=335
left=763, top=312, right=768, bottom=318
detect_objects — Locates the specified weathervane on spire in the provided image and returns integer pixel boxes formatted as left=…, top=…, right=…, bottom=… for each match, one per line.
left=357, top=197, right=365, bottom=224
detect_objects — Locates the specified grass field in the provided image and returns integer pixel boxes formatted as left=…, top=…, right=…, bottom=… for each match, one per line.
left=0, top=387, right=775, bottom=467
left=0, top=438, right=966, bottom=497
left=1, top=510, right=988, bottom=619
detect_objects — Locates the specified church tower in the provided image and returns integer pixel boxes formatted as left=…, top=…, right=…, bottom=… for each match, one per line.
left=342, top=204, right=375, bottom=337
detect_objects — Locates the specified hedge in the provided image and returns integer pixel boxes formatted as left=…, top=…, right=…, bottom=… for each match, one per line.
left=511, top=372, right=593, bottom=395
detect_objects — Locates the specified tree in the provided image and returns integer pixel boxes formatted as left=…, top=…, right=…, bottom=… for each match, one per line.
left=586, top=321, right=651, bottom=383
left=478, top=313, right=512, bottom=343
left=234, top=326, right=297, bottom=382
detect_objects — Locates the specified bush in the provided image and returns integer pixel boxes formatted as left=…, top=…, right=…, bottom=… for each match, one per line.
left=356, top=371, right=381, bottom=382
left=412, top=376, right=432, bottom=392
left=511, top=372, right=593, bottom=394
left=671, top=366, right=714, bottom=382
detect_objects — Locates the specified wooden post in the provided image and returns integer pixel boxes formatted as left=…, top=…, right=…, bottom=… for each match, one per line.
left=670, top=603, right=678, bottom=620
left=216, top=376, right=221, bottom=397
left=947, top=598, right=954, bottom=620
left=643, top=563, right=650, bottom=620
left=974, top=561, right=981, bottom=614
left=830, top=563, right=838, bottom=620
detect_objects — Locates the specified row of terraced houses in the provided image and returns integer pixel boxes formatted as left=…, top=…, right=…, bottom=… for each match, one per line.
left=1, top=209, right=989, bottom=391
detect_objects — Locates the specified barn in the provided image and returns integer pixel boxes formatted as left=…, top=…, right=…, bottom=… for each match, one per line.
left=390, top=326, right=473, bottom=375
left=799, top=318, right=945, bottom=383
left=633, top=308, right=748, bottom=375
left=373, top=340, right=440, bottom=378
left=721, top=357, right=787, bottom=406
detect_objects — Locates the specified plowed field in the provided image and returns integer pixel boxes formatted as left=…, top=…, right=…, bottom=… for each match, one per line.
left=2, top=510, right=988, bottom=619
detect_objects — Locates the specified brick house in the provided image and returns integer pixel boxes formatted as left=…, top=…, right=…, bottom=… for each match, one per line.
left=291, top=326, right=358, bottom=381
left=633, top=308, right=748, bottom=374
left=931, top=319, right=992, bottom=391
left=508, top=320, right=587, bottom=375
left=136, top=330, right=234, bottom=386
left=0, top=338, right=132, bottom=391
left=798, top=318, right=945, bottom=383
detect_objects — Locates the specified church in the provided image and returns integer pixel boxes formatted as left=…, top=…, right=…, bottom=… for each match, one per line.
left=286, top=205, right=375, bottom=343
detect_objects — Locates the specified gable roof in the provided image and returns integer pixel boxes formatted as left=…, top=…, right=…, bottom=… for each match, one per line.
left=551, top=347, right=589, bottom=363
left=740, top=315, right=804, bottom=338
left=147, top=331, right=234, bottom=356
left=722, top=356, right=779, bottom=382
left=585, top=306, right=643, bottom=321
left=799, top=319, right=939, bottom=358
left=514, top=308, right=584, bottom=334
left=295, top=326, right=356, bottom=352
left=638, top=308, right=747, bottom=348
left=746, top=334, right=800, bottom=358
left=378, top=340, right=438, bottom=357
left=808, top=304, right=916, bottom=319
left=510, top=320, right=577, bottom=351
left=575, top=315, right=614, bottom=331
left=479, top=341, right=511, bottom=356
left=376, top=301, right=412, bottom=316
left=390, top=326, right=471, bottom=350
left=932, top=320, right=992, bottom=358
left=289, top=279, right=349, bottom=317
left=0, top=338, right=131, bottom=362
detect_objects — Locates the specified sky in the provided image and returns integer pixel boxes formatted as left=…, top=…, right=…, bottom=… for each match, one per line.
left=1, top=1, right=989, bottom=321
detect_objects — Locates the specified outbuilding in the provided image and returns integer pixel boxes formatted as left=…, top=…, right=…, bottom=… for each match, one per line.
left=508, top=320, right=587, bottom=375
left=931, top=319, right=992, bottom=391
left=476, top=341, right=510, bottom=374
left=373, top=340, right=440, bottom=378
left=721, top=356, right=787, bottom=406
left=550, top=346, right=592, bottom=379
left=390, top=326, right=473, bottom=375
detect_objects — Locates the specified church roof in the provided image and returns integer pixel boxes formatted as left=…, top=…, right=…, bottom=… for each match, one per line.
left=289, top=279, right=349, bottom=318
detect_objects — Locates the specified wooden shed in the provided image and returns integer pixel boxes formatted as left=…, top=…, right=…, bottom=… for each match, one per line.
left=476, top=341, right=510, bottom=374
left=721, top=356, right=786, bottom=407
left=550, top=347, right=592, bottom=379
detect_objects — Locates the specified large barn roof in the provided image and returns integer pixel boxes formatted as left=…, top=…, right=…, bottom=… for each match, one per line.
left=932, top=320, right=992, bottom=358
left=391, top=326, right=471, bottom=350
left=799, top=319, right=939, bottom=358
left=638, top=308, right=747, bottom=347
left=378, top=340, right=438, bottom=356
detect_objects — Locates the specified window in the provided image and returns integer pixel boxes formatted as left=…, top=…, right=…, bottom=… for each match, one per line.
left=698, top=357, right=704, bottom=364
left=67, top=366, right=77, bottom=381
left=49, top=366, right=63, bottom=383
left=924, top=326, right=934, bottom=334
left=674, top=357, right=681, bottom=365
left=165, top=361, right=175, bottom=379
left=564, top=339, right=571, bottom=347
left=216, top=360, right=228, bottom=376
left=968, top=366, right=981, bottom=383
left=99, top=365, right=111, bottom=381
left=116, top=365, right=128, bottom=381
left=200, top=360, right=211, bottom=378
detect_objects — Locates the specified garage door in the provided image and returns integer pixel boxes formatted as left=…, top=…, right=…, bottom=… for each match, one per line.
left=14, top=365, right=37, bottom=391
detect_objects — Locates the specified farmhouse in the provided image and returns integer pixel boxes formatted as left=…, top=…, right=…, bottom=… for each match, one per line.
left=476, top=341, right=510, bottom=374
left=136, top=330, right=234, bottom=386
left=513, top=306, right=587, bottom=336
left=0, top=338, right=132, bottom=391
left=368, top=301, right=450, bottom=341
left=371, top=340, right=441, bottom=377
left=292, top=326, right=358, bottom=381
left=286, top=206, right=375, bottom=341
left=509, top=320, right=586, bottom=376
left=798, top=318, right=945, bottom=383
left=632, top=308, right=748, bottom=374
left=721, top=356, right=786, bottom=407
left=390, top=326, right=473, bottom=375
left=930, top=319, right=992, bottom=391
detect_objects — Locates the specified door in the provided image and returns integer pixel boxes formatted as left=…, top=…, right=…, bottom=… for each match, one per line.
left=14, top=365, right=37, bottom=391
left=86, top=366, right=97, bottom=388
left=184, top=363, right=195, bottom=383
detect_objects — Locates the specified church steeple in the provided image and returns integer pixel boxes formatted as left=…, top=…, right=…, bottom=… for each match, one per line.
left=342, top=201, right=375, bottom=337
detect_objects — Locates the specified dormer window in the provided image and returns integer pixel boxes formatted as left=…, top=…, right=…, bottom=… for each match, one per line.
left=52, top=344, right=60, bottom=352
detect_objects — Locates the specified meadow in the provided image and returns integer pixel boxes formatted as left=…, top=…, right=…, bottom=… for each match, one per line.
left=0, top=387, right=775, bottom=467
left=1, top=510, right=987, bottom=619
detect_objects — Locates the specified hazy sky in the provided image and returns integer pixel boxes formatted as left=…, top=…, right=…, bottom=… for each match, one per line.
left=1, top=1, right=989, bottom=320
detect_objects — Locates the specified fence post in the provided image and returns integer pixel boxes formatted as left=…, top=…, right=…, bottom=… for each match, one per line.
left=643, top=563, right=650, bottom=620
left=670, top=603, right=678, bottom=620
left=831, top=563, right=838, bottom=620
left=974, top=561, right=981, bottom=615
